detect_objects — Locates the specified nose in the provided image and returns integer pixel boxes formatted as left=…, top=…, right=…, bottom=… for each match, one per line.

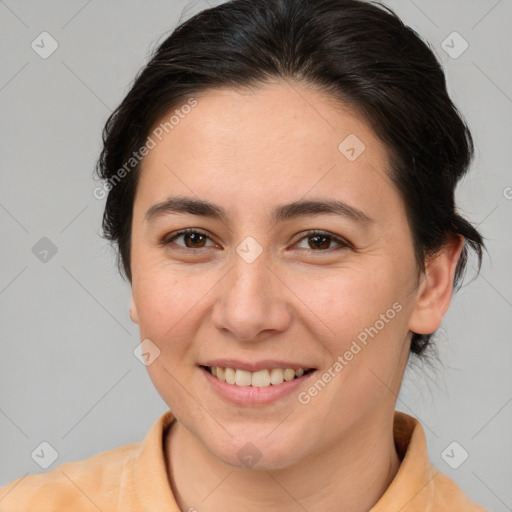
left=211, top=249, right=292, bottom=342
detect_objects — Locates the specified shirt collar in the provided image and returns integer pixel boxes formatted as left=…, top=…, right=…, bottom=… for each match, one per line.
left=370, top=411, right=440, bottom=511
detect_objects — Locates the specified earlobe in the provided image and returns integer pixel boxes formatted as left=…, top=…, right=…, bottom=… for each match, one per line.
left=408, top=235, right=465, bottom=335
left=129, top=293, right=139, bottom=324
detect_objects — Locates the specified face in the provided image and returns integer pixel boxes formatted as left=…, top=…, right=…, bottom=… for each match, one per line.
left=129, top=79, right=424, bottom=469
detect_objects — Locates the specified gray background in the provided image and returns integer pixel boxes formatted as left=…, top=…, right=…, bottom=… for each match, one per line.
left=1, top=0, right=511, bottom=509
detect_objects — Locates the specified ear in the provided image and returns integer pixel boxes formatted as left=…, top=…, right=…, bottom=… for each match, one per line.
left=129, top=292, right=139, bottom=324
left=408, top=235, right=465, bottom=335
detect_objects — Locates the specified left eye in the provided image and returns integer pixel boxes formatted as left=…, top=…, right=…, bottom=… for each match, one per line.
left=294, top=230, right=349, bottom=251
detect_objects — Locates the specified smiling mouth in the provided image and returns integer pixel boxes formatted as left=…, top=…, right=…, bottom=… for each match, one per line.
left=200, top=365, right=316, bottom=388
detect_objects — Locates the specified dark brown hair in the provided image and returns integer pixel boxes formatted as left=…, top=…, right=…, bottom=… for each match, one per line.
left=95, top=0, right=484, bottom=357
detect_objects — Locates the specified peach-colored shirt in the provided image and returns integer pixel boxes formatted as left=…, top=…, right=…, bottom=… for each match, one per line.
left=0, top=410, right=487, bottom=511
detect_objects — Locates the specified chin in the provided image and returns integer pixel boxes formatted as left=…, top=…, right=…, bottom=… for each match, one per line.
left=203, top=427, right=308, bottom=471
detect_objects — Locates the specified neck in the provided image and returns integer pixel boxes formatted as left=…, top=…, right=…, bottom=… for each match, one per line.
left=166, top=410, right=401, bottom=512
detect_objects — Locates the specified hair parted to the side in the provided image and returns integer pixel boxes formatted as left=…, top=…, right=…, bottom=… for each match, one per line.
left=95, top=0, right=485, bottom=357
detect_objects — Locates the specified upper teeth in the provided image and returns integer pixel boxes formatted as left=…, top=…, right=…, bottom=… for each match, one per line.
left=209, top=366, right=305, bottom=387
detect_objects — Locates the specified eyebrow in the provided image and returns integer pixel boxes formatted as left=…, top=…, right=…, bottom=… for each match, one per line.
left=144, top=196, right=375, bottom=226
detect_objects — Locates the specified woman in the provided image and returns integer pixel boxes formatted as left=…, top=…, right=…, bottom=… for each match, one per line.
left=0, top=0, right=487, bottom=510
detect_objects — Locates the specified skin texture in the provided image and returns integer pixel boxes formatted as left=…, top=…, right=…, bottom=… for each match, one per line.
left=129, top=79, right=464, bottom=512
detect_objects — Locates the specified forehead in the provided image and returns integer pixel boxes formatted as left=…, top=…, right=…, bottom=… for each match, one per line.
left=150, top=81, right=385, bottom=162
left=135, top=79, right=401, bottom=224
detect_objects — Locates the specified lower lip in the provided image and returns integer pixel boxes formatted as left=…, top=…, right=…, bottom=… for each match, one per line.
left=200, top=366, right=316, bottom=406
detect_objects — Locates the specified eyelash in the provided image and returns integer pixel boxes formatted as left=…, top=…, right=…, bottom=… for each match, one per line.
left=161, top=228, right=351, bottom=253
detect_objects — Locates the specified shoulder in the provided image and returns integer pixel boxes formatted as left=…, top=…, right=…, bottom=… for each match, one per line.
left=0, top=441, right=141, bottom=512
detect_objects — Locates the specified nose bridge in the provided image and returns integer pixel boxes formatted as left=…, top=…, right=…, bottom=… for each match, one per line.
left=212, top=244, right=290, bottom=340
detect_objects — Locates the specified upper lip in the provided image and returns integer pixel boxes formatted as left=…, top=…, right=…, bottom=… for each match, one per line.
left=200, top=359, right=316, bottom=372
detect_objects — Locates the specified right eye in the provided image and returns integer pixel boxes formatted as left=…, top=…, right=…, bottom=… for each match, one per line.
left=162, top=228, right=218, bottom=250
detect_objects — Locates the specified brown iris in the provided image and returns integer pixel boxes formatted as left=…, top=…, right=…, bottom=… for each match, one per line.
left=183, top=232, right=207, bottom=248
left=308, top=235, right=331, bottom=250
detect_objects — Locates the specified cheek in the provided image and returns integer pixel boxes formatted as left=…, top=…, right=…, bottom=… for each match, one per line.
left=131, top=260, right=230, bottom=363
left=289, top=260, right=402, bottom=338
left=290, top=262, right=410, bottom=391
left=132, top=269, right=192, bottom=348
left=131, top=269, right=208, bottom=415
